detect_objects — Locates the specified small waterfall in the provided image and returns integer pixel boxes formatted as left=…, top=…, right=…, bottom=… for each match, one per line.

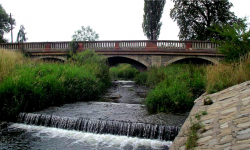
left=17, top=113, right=180, bottom=141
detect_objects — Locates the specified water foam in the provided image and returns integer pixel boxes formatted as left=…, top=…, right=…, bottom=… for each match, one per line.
left=11, top=123, right=171, bottom=150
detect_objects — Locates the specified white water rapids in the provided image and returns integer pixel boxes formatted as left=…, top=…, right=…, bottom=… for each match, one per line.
left=8, top=123, right=172, bottom=150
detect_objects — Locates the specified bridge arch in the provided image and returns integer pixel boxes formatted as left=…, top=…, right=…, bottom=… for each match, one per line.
left=106, top=56, right=148, bottom=71
left=32, top=56, right=67, bottom=62
left=165, top=56, right=220, bottom=66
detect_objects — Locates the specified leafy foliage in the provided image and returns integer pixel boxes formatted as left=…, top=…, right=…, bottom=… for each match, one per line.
left=16, top=25, right=28, bottom=43
left=0, top=50, right=110, bottom=121
left=142, top=0, right=165, bottom=40
left=0, top=4, right=16, bottom=43
left=135, top=65, right=206, bottom=113
left=109, top=64, right=139, bottom=80
left=72, top=26, right=99, bottom=41
left=70, top=49, right=110, bottom=86
left=170, top=0, right=239, bottom=40
left=213, top=18, right=250, bottom=61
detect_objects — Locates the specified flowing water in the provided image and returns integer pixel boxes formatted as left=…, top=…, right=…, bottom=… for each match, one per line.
left=0, top=81, right=188, bottom=150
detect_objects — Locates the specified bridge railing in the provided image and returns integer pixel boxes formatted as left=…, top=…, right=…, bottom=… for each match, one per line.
left=82, top=41, right=116, bottom=49
left=119, top=41, right=147, bottom=49
left=0, top=41, right=219, bottom=51
left=157, top=41, right=186, bottom=49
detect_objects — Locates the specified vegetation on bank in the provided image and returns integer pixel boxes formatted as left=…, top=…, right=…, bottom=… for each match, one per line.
left=206, top=54, right=250, bottom=94
left=0, top=49, right=25, bottom=82
left=135, top=65, right=206, bottom=113
left=186, top=111, right=207, bottom=149
left=109, top=64, right=139, bottom=80
left=133, top=53, right=250, bottom=113
left=0, top=49, right=110, bottom=121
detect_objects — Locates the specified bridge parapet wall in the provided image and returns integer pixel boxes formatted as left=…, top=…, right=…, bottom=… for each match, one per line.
left=0, top=40, right=219, bottom=52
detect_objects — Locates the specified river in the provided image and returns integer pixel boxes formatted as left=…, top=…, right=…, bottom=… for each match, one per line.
left=0, top=81, right=188, bottom=150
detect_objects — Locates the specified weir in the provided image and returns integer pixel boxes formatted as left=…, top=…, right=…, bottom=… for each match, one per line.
left=18, top=112, right=180, bottom=141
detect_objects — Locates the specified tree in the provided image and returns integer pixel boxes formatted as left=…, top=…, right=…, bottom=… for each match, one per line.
left=72, top=26, right=99, bottom=41
left=142, top=0, right=166, bottom=40
left=0, top=4, right=16, bottom=43
left=213, top=18, right=250, bottom=61
left=16, top=25, right=27, bottom=43
left=170, top=0, right=239, bottom=40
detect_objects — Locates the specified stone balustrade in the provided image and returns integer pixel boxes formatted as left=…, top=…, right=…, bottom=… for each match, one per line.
left=0, top=40, right=219, bottom=51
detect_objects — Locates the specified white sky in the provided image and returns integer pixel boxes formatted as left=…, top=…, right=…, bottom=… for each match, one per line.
left=1, top=0, right=250, bottom=42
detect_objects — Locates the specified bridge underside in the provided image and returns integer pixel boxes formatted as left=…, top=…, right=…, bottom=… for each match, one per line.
left=103, top=54, right=222, bottom=70
left=107, top=56, right=147, bottom=71
left=171, top=58, right=212, bottom=65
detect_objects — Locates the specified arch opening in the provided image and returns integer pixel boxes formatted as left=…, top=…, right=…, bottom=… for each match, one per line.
left=107, top=56, right=147, bottom=71
left=171, top=58, right=213, bottom=65
left=166, top=56, right=218, bottom=66
left=39, top=58, right=65, bottom=63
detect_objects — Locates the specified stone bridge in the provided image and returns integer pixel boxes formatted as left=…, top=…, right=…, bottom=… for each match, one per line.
left=0, top=40, right=223, bottom=70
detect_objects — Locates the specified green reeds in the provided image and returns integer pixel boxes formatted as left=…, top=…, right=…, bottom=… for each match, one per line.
left=0, top=49, right=110, bottom=121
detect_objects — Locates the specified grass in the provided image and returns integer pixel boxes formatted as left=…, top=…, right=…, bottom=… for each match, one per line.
left=135, top=64, right=206, bottom=113
left=186, top=111, right=207, bottom=149
left=0, top=49, right=26, bottom=82
left=134, top=53, right=250, bottom=113
left=2, top=47, right=250, bottom=121
left=206, top=53, right=250, bottom=93
left=109, top=64, right=139, bottom=80
left=0, top=49, right=111, bottom=121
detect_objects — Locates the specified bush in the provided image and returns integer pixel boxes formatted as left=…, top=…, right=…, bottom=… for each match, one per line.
left=71, top=49, right=111, bottom=87
left=213, top=18, right=250, bottom=61
left=139, top=64, right=206, bottom=113
left=134, top=72, right=148, bottom=85
left=0, top=50, right=111, bottom=121
left=109, top=64, right=139, bottom=80
left=146, top=79, right=193, bottom=113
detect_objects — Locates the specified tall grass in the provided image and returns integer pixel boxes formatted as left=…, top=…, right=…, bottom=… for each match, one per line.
left=0, top=49, right=25, bottom=82
left=70, top=49, right=111, bottom=87
left=206, top=54, right=250, bottom=93
left=109, top=64, right=139, bottom=80
left=0, top=49, right=111, bottom=121
left=135, top=64, right=206, bottom=113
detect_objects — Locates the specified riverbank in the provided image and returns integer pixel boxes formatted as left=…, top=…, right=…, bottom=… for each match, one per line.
left=170, top=80, right=250, bottom=150
left=0, top=49, right=111, bottom=121
left=0, top=80, right=186, bottom=150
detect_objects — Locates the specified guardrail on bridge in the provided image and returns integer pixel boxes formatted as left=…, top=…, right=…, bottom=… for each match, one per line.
left=0, top=40, right=219, bottom=51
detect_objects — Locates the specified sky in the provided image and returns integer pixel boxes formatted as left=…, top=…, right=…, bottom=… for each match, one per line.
left=1, top=0, right=250, bottom=42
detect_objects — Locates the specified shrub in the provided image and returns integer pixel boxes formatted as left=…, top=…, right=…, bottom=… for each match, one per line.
left=213, top=18, right=250, bottom=62
left=142, top=64, right=206, bottom=113
left=0, top=50, right=111, bottom=121
left=134, top=72, right=148, bottom=85
left=146, top=79, right=193, bottom=113
left=71, top=49, right=111, bottom=87
left=109, top=64, right=139, bottom=80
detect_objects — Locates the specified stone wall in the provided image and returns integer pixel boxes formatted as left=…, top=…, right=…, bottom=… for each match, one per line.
left=170, top=81, right=250, bottom=150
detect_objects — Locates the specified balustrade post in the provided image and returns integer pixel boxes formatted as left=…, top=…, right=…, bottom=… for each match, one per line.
left=45, top=43, right=51, bottom=50
left=18, top=43, right=23, bottom=49
left=146, top=41, right=158, bottom=50
left=115, top=42, right=120, bottom=50
left=186, top=42, right=192, bottom=50
left=77, top=42, right=84, bottom=51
